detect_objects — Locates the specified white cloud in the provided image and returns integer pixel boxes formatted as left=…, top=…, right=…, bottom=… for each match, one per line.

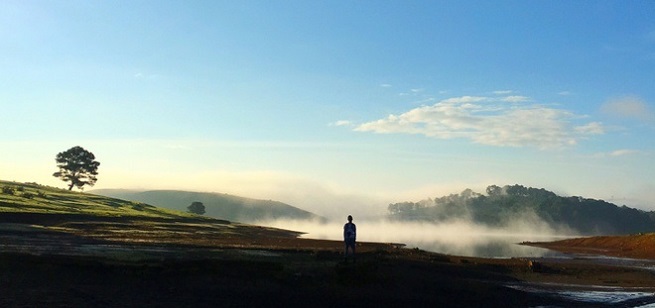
left=601, top=96, right=654, bottom=122
left=593, top=149, right=644, bottom=158
left=331, top=120, right=353, bottom=127
left=490, top=91, right=530, bottom=102
left=399, top=88, right=427, bottom=96
left=574, top=122, right=604, bottom=135
left=592, top=149, right=642, bottom=158
left=493, top=90, right=513, bottom=95
left=440, top=96, right=487, bottom=104
left=354, top=96, right=604, bottom=149
left=380, top=83, right=392, bottom=88
left=501, top=95, right=530, bottom=103
left=610, top=149, right=640, bottom=157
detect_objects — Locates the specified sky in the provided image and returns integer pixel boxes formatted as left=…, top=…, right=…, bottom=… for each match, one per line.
left=1, top=1, right=654, bottom=219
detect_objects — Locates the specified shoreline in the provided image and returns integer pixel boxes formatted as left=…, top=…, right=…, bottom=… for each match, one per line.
left=522, top=233, right=655, bottom=260
left=2, top=218, right=655, bottom=307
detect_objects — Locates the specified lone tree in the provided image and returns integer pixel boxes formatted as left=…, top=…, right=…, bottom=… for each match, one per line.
left=53, top=146, right=100, bottom=191
left=187, top=201, right=206, bottom=215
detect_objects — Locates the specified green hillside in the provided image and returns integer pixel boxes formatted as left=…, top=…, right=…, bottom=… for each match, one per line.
left=388, top=184, right=655, bottom=235
left=91, top=189, right=324, bottom=223
left=0, top=180, right=200, bottom=220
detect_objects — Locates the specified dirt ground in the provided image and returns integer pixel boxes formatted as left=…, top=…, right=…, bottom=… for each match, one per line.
left=2, top=214, right=655, bottom=307
left=526, top=233, right=655, bottom=259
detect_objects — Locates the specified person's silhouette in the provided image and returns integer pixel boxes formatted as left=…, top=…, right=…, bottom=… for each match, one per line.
left=343, top=215, right=356, bottom=262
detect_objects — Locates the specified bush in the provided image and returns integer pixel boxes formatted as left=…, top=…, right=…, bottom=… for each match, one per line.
left=21, top=192, right=35, bottom=199
left=16, top=186, right=25, bottom=192
left=187, top=201, right=206, bottom=215
left=2, top=186, right=15, bottom=195
left=37, top=191, right=47, bottom=198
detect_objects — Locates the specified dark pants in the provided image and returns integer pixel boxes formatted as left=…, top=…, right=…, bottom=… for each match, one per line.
left=344, top=238, right=356, bottom=259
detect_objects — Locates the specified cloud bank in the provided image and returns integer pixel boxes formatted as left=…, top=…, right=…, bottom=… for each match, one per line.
left=350, top=96, right=604, bottom=149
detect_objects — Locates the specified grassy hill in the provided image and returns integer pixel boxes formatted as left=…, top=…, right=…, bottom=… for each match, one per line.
left=0, top=180, right=201, bottom=220
left=0, top=180, right=303, bottom=249
left=91, top=189, right=324, bottom=223
left=388, top=184, right=655, bottom=235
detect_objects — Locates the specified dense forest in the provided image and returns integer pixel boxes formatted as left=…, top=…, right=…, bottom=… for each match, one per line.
left=387, top=185, right=655, bottom=235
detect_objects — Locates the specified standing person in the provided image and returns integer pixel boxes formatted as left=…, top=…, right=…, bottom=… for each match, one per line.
left=343, top=215, right=357, bottom=262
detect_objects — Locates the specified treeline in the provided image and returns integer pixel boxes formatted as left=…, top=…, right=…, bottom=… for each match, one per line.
left=388, top=185, right=655, bottom=235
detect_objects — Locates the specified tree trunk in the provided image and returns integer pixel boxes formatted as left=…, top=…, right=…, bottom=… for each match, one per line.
left=68, top=183, right=74, bottom=190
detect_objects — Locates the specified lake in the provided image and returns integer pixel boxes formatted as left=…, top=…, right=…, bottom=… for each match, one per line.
left=263, top=219, right=576, bottom=258
left=402, top=233, right=569, bottom=258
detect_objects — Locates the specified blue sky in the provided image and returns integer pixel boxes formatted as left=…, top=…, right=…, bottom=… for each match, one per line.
left=1, top=1, right=654, bottom=218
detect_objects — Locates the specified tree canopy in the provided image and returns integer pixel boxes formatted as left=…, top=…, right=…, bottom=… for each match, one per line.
left=388, top=184, right=655, bottom=235
left=52, top=146, right=100, bottom=191
left=187, top=201, right=206, bottom=215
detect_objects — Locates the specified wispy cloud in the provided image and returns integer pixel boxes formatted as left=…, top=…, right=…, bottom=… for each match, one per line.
left=399, top=88, right=426, bottom=96
left=593, top=149, right=642, bottom=158
left=575, top=122, right=604, bottom=135
left=610, top=149, right=640, bottom=157
left=352, top=96, right=604, bottom=149
left=601, top=96, right=654, bottom=123
left=501, top=95, right=530, bottom=103
left=331, top=120, right=353, bottom=127
left=133, top=72, right=161, bottom=80
left=493, top=90, right=513, bottom=95
left=492, top=90, right=530, bottom=102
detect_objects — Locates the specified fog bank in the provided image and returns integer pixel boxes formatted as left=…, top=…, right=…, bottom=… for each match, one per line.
left=258, top=217, right=577, bottom=258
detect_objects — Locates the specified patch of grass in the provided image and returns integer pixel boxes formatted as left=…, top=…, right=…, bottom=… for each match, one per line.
left=0, top=180, right=202, bottom=220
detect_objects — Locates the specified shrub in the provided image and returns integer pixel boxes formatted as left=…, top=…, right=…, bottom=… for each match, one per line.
left=16, top=186, right=25, bottom=192
left=2, top=186, right=15, bottom=195
left=131, top=202, right=145, bottom=211
left=37, top=191, right=47, bottom=198
left=22, top=192, right=35, bottom=199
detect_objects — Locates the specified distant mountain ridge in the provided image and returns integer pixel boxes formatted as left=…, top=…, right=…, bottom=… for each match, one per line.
left=387, top=184, right=655, bottom=235
left=91, top=189, right=324, bottom=223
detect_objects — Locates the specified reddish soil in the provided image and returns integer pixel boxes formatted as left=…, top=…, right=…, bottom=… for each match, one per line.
left=526, top=233, right=655, bottom=259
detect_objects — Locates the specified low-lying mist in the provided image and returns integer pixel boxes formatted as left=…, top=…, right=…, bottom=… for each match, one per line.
left=257, top=215, right=578, bottom=258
